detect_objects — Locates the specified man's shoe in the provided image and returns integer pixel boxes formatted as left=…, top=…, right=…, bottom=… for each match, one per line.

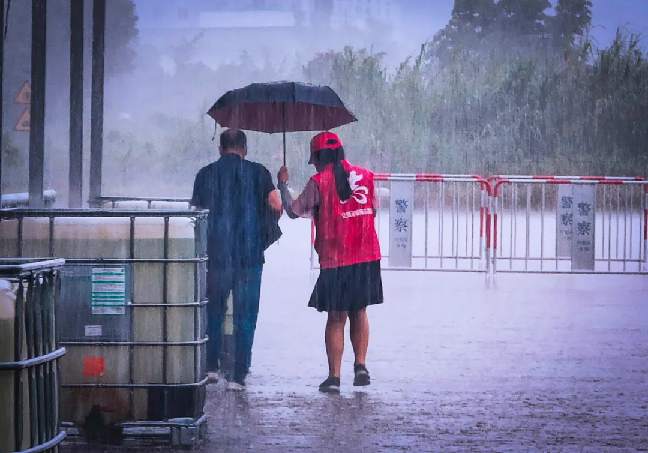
left=353, top=364, right=370, bottom=386
left=226, top=380, right=245, bottom=391
left=318, top=376, right=340, bottom=393
left=207, top=372, right=219, bottom=384
left=226, top=374, right=246, bottom=391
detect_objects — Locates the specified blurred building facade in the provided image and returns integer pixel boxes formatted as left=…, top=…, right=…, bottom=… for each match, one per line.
left=136, top=0, right=399, bottom=31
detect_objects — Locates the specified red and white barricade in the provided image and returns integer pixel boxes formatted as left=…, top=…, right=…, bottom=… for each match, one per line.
left=489, top=176, right=648, bottom=274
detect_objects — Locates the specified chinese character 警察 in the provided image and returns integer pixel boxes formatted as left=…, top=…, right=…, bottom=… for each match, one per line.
left=576, top=221, right=591, bottom=236
left=561, top=213, right=573, bottom=226
left=394, top=217, right=408, bottom=233
left=561, top=196, right=573, bottom=209
left=577, top=202, right=592, bottom=217
left=395, top=199, right=408, bottom=214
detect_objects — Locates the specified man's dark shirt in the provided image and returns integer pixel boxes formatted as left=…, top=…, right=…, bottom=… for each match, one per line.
left=191, top=153, right=275, bottom=269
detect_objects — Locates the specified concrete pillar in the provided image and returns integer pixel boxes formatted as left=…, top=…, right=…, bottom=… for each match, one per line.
left=69, top=0, right=84, bottom=207
left=0, top=0, right=4, bottom=201
left=89, top=0, right=105, bottom=206
left=28, top=0, right=46, bottom=208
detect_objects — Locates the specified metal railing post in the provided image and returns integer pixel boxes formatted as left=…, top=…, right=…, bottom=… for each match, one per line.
left=485, top=186, right=492, bottom=275
left=69, top=0, right=84, bottom=207
left=491, top=190, right=498, bottom=275
left=89, top=0, right=106, bottom=206
left=29, top=0, right=47, bottom=208
left=0, top=0, right=4, bottom=202
left=644, top=188, right=648, bottom=271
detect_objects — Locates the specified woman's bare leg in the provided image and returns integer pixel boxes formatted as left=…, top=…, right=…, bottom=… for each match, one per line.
left=325, top=311, right=347, bottom=377
left=349, top=308, right=369, bottom=366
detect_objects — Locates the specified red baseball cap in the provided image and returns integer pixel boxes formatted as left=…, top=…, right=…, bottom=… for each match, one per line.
left=309, top=131, right=343, bottom=163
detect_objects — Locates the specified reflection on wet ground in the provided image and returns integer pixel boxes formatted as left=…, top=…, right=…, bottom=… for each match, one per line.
left=200, top=373, right=648, bottom=451
left=203, top=383, right=383, bottom=452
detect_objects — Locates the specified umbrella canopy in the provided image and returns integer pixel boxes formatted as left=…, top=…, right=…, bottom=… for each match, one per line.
left=207, top=81, right=357, bottom=134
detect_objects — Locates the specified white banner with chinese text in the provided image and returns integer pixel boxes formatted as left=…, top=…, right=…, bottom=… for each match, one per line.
left=557, top=184, right=573, bottom=257
left=571, top=185, right=596, bottom=271
left=388, top=181, right=414, bottom=267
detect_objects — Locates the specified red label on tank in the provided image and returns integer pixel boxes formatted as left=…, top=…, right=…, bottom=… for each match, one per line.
left=83, top=356, right=105, bottom=377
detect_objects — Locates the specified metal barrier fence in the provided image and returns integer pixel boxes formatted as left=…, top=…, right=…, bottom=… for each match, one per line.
left=310, top=173, right=491, bottom=272
left=0, top=258, right=67, bottom=453
left=306, top=173, right=646, bottom=275
left=490, top=177, right=648, bottom=274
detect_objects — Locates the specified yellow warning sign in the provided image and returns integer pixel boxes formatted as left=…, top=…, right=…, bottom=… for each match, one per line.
left=15, top=81, right=31, bottom=104
left=15, top=108, right=30, bottom=132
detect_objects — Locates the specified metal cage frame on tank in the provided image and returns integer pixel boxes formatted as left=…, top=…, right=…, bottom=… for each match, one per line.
left=0, top=258, right=67, bottom=453
left=0, top=208, right=209, bottom=448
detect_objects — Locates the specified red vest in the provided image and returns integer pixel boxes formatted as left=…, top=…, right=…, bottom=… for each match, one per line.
left=311, top=160, right=381, bottom=269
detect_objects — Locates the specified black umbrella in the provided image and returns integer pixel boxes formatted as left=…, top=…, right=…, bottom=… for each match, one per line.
left=207, top=81, right=357, bottom=165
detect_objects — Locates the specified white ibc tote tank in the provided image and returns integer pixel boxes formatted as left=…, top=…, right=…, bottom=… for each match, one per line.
left=0, top=209, right=208, bottom=439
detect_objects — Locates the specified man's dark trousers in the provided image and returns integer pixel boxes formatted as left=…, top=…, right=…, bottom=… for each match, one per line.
left=206, top=263, right=262, bottom=381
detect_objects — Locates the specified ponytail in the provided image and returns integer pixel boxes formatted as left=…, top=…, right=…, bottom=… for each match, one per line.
left=313, top=147, right=352, bottom=201
left=333, top=156, right=352, bottom=201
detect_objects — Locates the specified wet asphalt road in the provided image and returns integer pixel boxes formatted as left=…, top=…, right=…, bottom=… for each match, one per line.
left=62, top=220, right=648, bottom=452
left=198, top=271, right=648, bottom=452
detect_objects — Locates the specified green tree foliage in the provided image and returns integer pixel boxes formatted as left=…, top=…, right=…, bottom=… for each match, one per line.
left=433, top=0, right=591, bottom=59
left=497, top=0, right=550, bottom=35
left=432, top=0, right=499, bottom=59
left=551, top=0, right=593, bottom=47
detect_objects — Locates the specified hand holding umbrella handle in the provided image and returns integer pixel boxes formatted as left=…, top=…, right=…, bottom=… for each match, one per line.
left=278, top=166, right=289, bottom=185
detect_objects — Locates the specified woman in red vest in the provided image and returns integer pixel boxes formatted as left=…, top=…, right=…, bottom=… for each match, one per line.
left=277, top=131, right=383, bottom=393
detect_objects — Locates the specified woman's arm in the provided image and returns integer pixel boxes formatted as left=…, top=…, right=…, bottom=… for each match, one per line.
left=277, top=168, right=319, bottom=219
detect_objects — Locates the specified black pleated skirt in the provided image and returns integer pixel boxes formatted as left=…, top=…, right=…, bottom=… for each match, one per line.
left=308, top=260, right=383, bottom=312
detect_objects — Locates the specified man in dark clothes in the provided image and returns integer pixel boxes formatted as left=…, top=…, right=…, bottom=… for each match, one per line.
left=191, top=129, right=282, bottom=390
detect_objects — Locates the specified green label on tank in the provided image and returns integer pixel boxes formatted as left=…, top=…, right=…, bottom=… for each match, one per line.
left=91, top=267, right=126, bottom=315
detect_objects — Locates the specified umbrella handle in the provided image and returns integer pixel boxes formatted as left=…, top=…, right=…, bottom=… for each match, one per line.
left=282, top=103, right=287, bottom=167
left=282, top=130, right=286, bottom=167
